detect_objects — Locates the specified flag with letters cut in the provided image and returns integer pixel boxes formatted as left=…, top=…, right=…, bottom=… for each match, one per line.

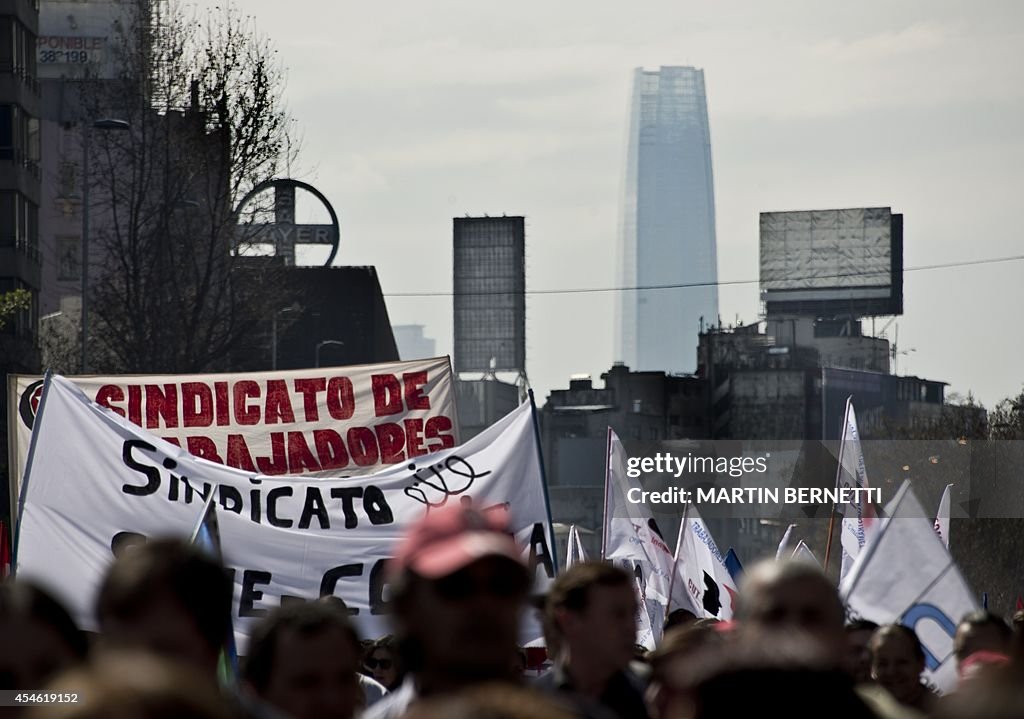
left=672, top=506, right=737, bottom=620
left=840, top=481, right=978, bottom=693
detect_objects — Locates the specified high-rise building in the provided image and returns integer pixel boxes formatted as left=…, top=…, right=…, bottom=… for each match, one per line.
left=616, top=66, right=718, bottom=374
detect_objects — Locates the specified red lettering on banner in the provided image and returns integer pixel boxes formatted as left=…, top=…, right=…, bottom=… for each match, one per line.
left=375, top=423, right=405, bottom=464
left=404, top=418, right=427, bottom=458
left=96, top=385, right=126, bottom=417
left=294, top=378, right=326, bottom=421
left=182, top=382, right=213, bottom=427
left=348, top=427, right=380, bottom=466
left=187, top=436, right=223, bottom=463
left=372, top=375, right=403, bottom=417
left=425, top=416, right=456, bottom=451
left=234, top=381, right=261, bottom=425
left=226, top=434, right=257, bottom=472
left=313, top=429, right=349, bottom=470
left=287, top=431, right=322, bottom=473
left=214, top=381, right=230, bottom=426
left=128, top=385, right=143, bottom=426
left=256, top=432, right=288, bottom=474
left=403, top=371, right=430, bottom=410
left=162, top=437, right=182, bottom=448
left=145, top=384, right=179, bottom=429
left=265, top=380, right=296, bottom=424
left=326, top=377, right=355, bottom=420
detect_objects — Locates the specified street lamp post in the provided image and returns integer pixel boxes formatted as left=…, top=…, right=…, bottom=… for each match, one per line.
left=315, top=340, right=345, bottom=368
left=271, top=304, right=300, bottom=371
left=80, top=118, right=131, bottom=374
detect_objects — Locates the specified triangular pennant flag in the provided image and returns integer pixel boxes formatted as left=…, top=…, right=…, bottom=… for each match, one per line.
left=790, top=540, right=820, bottom=567
left=776, top=524, right=796, bottom=561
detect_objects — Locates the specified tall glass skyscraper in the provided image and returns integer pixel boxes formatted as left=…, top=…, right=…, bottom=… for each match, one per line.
left=615, top=66, right=718, bottom=374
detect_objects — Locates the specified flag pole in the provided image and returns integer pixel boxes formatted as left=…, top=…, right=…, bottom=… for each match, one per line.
left=12, top=370, right=53, bottom=575
left=601, top=427, right=612, bottom=559
left=665, top=501, right=689, bottom=612
left=824, top=396, right=853, bottom=572
left=528, top=389, right=559, bottom=574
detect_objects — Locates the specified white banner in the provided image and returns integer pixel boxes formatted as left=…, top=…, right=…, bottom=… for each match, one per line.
left=15, top=375, right=553, bottom=646
left=8, top=356, right=458, bottom=486
left=673, top=505, right=738, bottom=620
left=840, top=481, right=978, bottom=693
left=837, top=399, right=878, bottom=582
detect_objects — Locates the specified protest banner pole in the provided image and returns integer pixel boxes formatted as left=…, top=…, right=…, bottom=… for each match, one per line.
left=528, top=389, right=559, bottom=574
left=665, top=501, right=689, bottom=611
left=823, top=396, right=853, bottom=572
left=11, top=371, right=52, bottom=574
left=601, top=427, right=612, bottom=559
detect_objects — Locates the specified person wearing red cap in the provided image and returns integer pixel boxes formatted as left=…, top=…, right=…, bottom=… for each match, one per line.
left=363, top=504, right=532, bottom=719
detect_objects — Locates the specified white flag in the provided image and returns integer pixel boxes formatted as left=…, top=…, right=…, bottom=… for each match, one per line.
left=565, top=524, right=587, bottom=568
left=934, top=484, right=953, bottom=549
left=776, top=523, right=796, bottom=560
left=837, top=399, right=879, bottom=581
left=791, top=540, right=820, bottom=567
left=603, top=429, right=676, bottom=606
left=16, top=375, right=556, bottom=646
left=673, top=505, right=738, bottom=620
left=841, top=481, right=979, bottom=693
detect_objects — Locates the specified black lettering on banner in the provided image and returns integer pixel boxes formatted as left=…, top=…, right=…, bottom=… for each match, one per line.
left=219, top=485, right=243, bottom=514
left=363, top=486, right=394, bottom=525
left=402, top=455, right=491, bottom=508
left=267, top=487, right=293, bottom=528
left=330, top=487, right=363, bottom=529
left=320, top=564, right=364, bottom=614
left=369, top=558, right=390, bottom=615
left=240, top=570, right=273, bottom=617
left=299, top=487, right=330, bottom=529
left=249, top=479, right=262, bottom=523
left=121, top=439, right=161, bottom=496
left=528, top=523, right=555, bottom=579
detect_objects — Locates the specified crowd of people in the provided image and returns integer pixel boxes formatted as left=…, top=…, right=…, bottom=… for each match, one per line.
left=2, top=505, right=1024, bottom=719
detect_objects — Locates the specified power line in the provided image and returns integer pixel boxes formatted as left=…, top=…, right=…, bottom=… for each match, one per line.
left=382, top=252, right=1024, bottom=298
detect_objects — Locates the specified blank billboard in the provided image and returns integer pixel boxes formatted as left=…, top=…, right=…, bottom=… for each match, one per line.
left=760, top=208, right=903, bottom=317
left=453, top=217, right=526, bottom=373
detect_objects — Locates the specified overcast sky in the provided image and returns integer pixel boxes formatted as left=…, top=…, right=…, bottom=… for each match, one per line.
left=198, top=0, right=1024, bottom=409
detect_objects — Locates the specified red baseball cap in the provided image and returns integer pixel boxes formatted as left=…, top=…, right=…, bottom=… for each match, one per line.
left=388, top=504, right=525, bottom=581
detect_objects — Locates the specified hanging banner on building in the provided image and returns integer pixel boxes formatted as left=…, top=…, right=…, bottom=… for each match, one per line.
left=8, top=357, right=458, bottom=494
left=15, top=375, right=552, bottom=646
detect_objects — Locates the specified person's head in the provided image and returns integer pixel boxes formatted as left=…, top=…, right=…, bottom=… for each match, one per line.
left=0, top=581, right=88, bottom=704
left=645, top=623, right=726, bottom=719
left=402, top=682, right=574, bottom=719
left=954, top=611, right=1012, bottom=668
left=544, top=562, right=636, bottom=674
left=243, top=599, right=362, bottom=719
left=869, top=624, right=925, bottom=706
left=95, top=538, right=232, bottom=678
left=388, top=505, right=531, bottom=687
left=844, top=619, right=879, bottom=684
left=664, top=608, right=698, bottom=634
left=735, top=560, right=846, bottom=660
left=363, top=634, right=401, bottom=690
left=28, top=651, right=232, bottom=719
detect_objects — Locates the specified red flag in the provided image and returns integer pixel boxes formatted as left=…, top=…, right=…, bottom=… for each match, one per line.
left=1015, top=595, right=1023, bottom=612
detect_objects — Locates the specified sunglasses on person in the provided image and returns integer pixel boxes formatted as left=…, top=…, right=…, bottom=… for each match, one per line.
left=364, top=656, right=393, bottom=670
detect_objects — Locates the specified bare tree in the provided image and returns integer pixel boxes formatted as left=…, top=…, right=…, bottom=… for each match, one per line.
left=82, top=0, right=296, bottom=373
